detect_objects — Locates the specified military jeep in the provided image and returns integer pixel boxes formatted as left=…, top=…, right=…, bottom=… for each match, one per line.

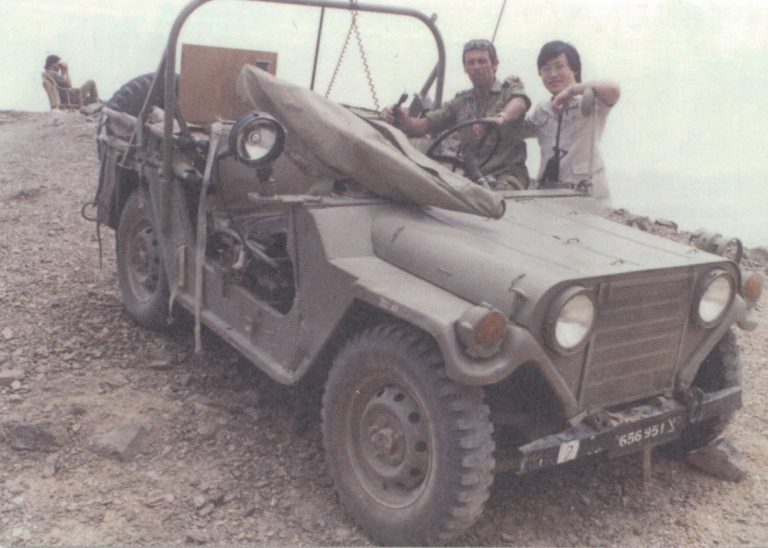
left=92, top=0, right=763, bottom=544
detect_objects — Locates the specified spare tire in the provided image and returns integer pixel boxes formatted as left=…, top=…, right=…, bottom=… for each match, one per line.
left=105, top=72, right=178, bottom=116
left=97, top=72, right=178, bottom=160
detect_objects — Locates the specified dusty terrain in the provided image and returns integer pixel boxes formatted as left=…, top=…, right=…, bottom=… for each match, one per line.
left=0, top=110, right=766, bottom=546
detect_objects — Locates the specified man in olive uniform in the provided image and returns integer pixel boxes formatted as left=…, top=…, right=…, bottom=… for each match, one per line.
left=384, top=39, right=531, bottom=189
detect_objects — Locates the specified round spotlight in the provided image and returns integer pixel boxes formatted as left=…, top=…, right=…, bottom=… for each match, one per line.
left=229, top=112, right=285, bottom=166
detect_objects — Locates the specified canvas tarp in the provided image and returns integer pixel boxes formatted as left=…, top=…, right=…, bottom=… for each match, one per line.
left=235, top=65, right=504, bottom=219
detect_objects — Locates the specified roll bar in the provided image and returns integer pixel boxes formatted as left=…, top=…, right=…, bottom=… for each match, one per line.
left=133, top=0, right=447, bottom=185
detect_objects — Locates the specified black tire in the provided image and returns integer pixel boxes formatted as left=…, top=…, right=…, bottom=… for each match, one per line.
left=105, top=72, right=177, bottom=117
left=322, top=323, right=495, bottom=545
left=680, top=330, right=742, bottom=450
left=116, top=191, right=170, bottom=330
left=98, top=73, right=177, bottom=157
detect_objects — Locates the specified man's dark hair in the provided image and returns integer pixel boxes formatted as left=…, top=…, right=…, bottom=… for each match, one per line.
left=44, top=55, right=61, bottom=70
left=462, top=39, right=498, bottom=65
left=537, top=41, right=581, bottom=83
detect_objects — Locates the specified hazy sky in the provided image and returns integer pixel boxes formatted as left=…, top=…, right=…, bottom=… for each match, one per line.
left=2, top=0, right=767, bottom=244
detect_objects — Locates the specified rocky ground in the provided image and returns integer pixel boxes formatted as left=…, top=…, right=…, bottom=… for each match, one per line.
left=0, top=110, right=766, bottom=546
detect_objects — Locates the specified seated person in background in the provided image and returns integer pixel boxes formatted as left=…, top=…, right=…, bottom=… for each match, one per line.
left=44, top=54, right=99, bottom=106
left=526, top=40, right=620, bottom=201
left=384, top=39, right=531, bottom=190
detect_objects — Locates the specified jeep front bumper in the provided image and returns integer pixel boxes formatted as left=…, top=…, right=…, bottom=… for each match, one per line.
left=497, top=386, right=742, bottom=475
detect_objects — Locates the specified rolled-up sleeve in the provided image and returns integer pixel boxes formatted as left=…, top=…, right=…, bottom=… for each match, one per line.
left=503, top=75, right=531, bottom=111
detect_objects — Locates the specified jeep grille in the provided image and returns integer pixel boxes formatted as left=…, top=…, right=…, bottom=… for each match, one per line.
left=580, top=272, right=691, bottom=408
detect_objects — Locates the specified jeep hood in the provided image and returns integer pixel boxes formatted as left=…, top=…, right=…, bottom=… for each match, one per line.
left=371, top=199, right=725, bottom=319
left=236, top=65, right=504, bottom=219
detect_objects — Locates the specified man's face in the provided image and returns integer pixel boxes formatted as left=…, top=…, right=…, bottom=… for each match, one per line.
left=49, top=61, right=61, bottom=72
left=463, top=49, right=497, bottom=90
left=539, top=52, right=577, bottom=95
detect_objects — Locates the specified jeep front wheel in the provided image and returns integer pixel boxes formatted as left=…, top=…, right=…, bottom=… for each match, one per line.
left=680, top=330, right=742, bottom=451
left=322, top=324, right=495, bottom=545
left=116, top=191, right=170, bottom=330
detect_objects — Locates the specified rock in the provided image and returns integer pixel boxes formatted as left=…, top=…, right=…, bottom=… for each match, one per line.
left=42, top=454, right=59, bottom=478
left=198, top=502, right=215, bottom=516
left=11, top=526, right=31, bottom=540
left=3, top=421, right=66, bottom=452
left=333, top=526, right=352, bottom=542
left=147, top=358, right=173, bottom=370
left=193, top=494, right=207, bottom=509
left=0, top=368, right=25, bottom=386
left=90, top=423, right=149, bottom=461
left=2, top=327, right=13, bottom=340
left=6, top=478, right=25, bottom=495
left=10, top=380, right=22, bottom=391
left=631, top=217, right=653, bottom=232
left=144, top=493, right=175, bottom=508
left=655, top=218, right=679, bottom=230
left=686, top=438, right=747, bottom=482
left=100, top=372, right=129, bottom=390
left=0, top=351, right=9, bottom=365
left=69, top=403, right=87, bottom=416
left=196, top=421, right=218, bottom=441
left=185, top=530, right=208, bottom=544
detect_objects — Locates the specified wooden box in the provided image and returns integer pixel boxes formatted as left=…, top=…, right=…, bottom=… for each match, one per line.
left=179, top=44, right=277, bottom=124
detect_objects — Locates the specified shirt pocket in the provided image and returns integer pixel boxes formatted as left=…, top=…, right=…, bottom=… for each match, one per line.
left=573, top=160, right=591, bottom=176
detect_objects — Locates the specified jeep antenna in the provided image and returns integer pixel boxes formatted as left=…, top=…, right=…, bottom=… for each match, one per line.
left=491, top=0, right=508, bottom=44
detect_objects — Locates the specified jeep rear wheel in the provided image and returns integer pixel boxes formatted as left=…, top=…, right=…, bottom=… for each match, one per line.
left=680, top=330, right=742, bottom=450
left=116, top=191, right=170, bottom=330
left=322, top=324, right=495, bottom=545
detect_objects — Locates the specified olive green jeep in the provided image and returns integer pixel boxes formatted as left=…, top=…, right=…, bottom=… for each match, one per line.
left=92, top=0, right=762, bottom=544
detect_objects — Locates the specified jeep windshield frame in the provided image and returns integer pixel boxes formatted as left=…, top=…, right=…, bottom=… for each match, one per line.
left=131, top=0, right=447, bottom=186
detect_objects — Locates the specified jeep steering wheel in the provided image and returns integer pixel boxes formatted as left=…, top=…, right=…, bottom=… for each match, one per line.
left=426, top=119, right=501, bottom=179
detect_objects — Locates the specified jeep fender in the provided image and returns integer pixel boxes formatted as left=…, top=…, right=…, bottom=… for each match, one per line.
left=331, top=256, right=580, bottom=418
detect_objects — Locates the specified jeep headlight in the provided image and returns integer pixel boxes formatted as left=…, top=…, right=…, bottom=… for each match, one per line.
left=229, top=111, right=285, bottom=167
left=545, top=287, right=596, bottom=355
left=693, top=269, right=735, bottom=327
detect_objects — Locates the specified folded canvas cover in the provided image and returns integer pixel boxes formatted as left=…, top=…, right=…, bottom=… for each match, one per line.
left=236, top=65, right=504, bottom=218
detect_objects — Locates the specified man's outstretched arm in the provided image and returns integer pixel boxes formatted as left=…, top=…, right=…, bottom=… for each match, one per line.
left=552, top=79, right=621, bottom=112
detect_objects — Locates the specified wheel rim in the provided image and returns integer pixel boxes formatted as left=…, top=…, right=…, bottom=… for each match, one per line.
left=350, top=379, right=432, bottom=508
left=126, top=221, right=161, bottom=303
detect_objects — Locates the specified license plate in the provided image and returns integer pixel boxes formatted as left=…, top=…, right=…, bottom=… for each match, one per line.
left=610, top=411, right=685, bottom=456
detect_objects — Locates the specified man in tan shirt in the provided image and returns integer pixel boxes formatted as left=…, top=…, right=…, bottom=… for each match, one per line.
left=526, top=40, right=620, bottom=201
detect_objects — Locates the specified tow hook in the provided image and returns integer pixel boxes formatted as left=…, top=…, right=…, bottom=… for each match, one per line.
left=679, top=386, right=705, bottom=422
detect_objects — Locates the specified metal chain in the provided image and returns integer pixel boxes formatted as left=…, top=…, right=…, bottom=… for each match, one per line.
left=325, top=17, right=354, bottom=99
left=351, top=9, right=380, bottom=110
left=325, top=0, right=380, bottom=110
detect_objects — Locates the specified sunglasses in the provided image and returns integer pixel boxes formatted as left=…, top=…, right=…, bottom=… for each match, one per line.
left=463, top=40, right=494, bottom=53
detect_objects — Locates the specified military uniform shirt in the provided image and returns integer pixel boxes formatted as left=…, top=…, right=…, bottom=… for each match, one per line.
left=425, top=76, right=531, bottom=189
